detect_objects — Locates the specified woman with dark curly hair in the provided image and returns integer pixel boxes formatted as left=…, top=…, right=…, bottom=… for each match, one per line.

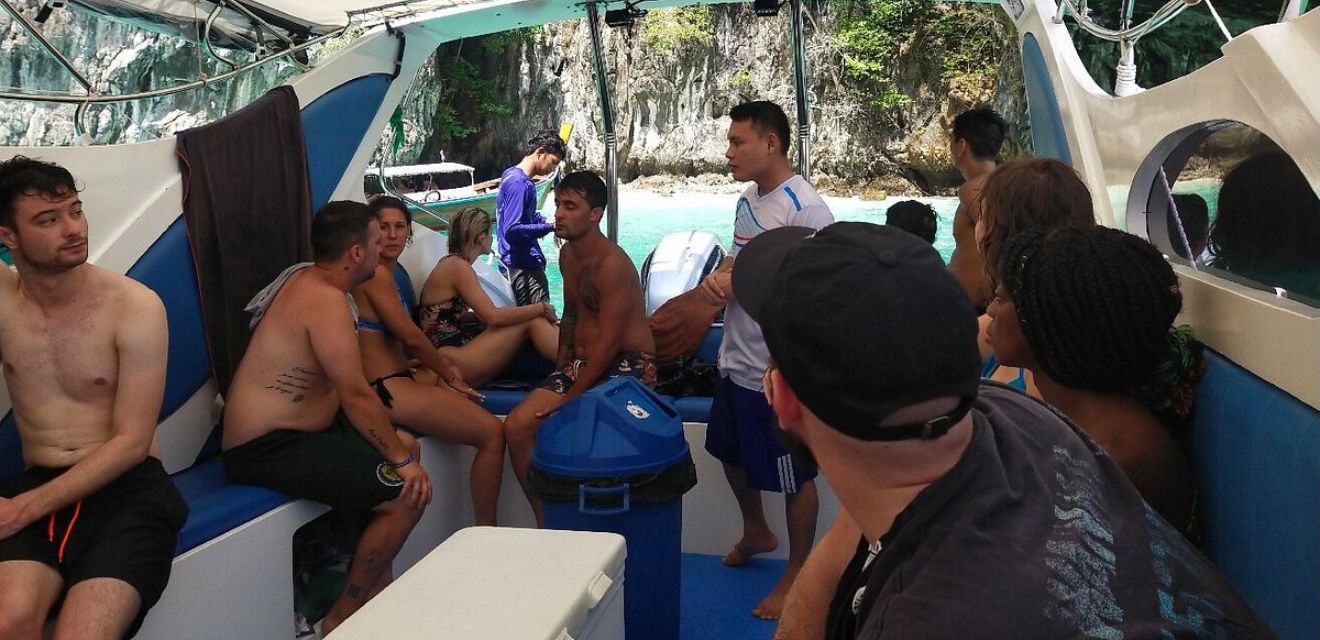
left=988, top=226, right=1199, bottom=532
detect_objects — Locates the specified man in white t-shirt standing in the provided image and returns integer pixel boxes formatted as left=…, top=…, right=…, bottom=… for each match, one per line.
left=699, top=100, right=834, bottom=620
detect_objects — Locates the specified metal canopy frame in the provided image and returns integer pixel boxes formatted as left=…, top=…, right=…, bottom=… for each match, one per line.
left=584, top=1, right=619, bottom=241
left=788, top=0, right=810, bottom=177
left=578, top=0, right=817, bottom=238
left=0, top=0, right=346, bottom=105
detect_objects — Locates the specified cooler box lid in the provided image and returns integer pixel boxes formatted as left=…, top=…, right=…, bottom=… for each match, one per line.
left=532, top=377, right=688, bottom=477
left=324, top=527, right=626, bottom=640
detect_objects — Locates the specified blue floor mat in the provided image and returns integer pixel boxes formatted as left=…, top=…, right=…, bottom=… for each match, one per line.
left=682, top=553, right=784, bottom=640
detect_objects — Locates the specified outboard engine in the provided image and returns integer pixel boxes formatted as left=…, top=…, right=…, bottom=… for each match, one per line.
left=640, top=231, right=727, bottom=315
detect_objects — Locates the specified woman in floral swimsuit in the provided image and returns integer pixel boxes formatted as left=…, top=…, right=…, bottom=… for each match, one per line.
left=418, top=207, right=559, bottom=386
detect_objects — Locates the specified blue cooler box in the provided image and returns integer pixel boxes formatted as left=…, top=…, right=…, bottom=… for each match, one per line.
left=531, top=377, right=697, bottom=640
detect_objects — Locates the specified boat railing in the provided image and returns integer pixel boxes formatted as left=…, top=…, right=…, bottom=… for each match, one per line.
left=0, top=0, right=351, bottom=107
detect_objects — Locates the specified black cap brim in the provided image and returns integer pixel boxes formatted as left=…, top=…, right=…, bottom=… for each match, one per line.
left=732, top=225, right=818, bottom=324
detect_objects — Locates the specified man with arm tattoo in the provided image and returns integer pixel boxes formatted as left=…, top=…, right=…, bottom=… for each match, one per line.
left=502, top=172, right=656, bottom=528
left=222, top=201, right=431, bottom=635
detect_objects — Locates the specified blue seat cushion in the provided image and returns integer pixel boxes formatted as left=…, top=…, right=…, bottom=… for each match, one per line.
left=673, top=396, right=713, bottom=423
left=481, top=388, right=533, bottom=416
left=1192, top=351, right=1320, bottom=638
left=505, top=348, right=555, bottom=382
left=171, top=457, right=294, bottom=555
left=696, top=325, right=722, bottom=363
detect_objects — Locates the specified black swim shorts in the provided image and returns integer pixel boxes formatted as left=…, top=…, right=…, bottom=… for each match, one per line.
left=222, top=412, right=404, bottom=511
left=0, top=457, right=188, bottom=636
left=509, top=267, right=550, bottom=306
left=539, top=352, right=659, bottom=395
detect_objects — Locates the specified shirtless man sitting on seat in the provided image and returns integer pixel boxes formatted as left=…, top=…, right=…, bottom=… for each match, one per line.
left=222, top=200, right=431, bottom=635
left=0, top=156, right=187, bottom=640
left=503, top=171, right=656, bottom=527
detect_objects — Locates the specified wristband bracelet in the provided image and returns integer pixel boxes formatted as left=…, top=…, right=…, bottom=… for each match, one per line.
left=389, top=452, right=414, bottom=468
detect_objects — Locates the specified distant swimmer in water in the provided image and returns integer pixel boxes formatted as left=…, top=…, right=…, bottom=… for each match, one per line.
left=0, top=156, right=186, bottom=640
left=883, top=199, right=937, bottom=244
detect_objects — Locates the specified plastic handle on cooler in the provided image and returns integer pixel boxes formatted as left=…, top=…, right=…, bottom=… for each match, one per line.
left=578, top=484, right=630, bottom=515
left=586, top=571, right=615, bottom=609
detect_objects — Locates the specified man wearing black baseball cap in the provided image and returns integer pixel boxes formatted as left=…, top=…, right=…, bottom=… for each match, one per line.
left=738, top=223, right=1273, bottom=639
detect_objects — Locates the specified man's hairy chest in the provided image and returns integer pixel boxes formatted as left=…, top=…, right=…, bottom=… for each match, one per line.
left=0, top=310, right=119, bottom=402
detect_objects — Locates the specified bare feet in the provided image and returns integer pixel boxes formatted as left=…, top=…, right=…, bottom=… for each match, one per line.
left=722, top=532, right=779, bottom=566
left=752, top=566, right=801, bottom=620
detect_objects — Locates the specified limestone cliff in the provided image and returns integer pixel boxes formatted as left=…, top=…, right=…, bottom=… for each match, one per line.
left=0, top=0, right=294, bottom=145
left=2, top=2, right=1029, bottom=194
left=397, top=3, right=1029, bottom=194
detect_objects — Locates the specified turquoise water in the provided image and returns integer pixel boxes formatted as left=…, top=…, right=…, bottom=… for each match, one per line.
left=534, top=191, right=960, bottom=310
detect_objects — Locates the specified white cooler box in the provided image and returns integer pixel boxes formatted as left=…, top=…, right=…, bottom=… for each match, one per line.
left=326, top=527, right=627, bottom=640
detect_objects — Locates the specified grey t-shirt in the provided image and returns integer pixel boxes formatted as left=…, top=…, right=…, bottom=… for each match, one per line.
left=826, top=382, right=1275, bottom=639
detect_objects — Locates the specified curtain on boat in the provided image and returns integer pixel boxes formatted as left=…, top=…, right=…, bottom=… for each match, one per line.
left=177, top=85, right=313, bottom=396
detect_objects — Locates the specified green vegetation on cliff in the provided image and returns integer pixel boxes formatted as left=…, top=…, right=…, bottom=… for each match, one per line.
left=833, top=1, right=1006, bottom=112
left=644, top=7, right=713, bottom=54
left=429, top=27, right=539, bottom=150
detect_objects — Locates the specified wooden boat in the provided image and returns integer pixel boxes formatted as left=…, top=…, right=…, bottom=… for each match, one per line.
left=365, top=160, right=560, bottom=230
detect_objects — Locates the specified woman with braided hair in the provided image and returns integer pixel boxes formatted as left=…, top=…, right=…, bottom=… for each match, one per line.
left=987, top=226, right=1197, bottom=532
left=973, top=158, right=1096, bottom=393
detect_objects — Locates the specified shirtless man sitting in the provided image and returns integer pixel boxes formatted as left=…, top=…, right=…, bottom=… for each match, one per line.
left=503, top=171, right=656, bottom=527
left=946, top=107, right=1006, bottom=311
left=222, top=200, right=431, bottom=635
left=0, top=157, right=187, bottom=640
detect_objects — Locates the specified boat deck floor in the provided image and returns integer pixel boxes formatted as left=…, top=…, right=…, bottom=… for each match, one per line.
left=681, top=553, right=782, bottom=639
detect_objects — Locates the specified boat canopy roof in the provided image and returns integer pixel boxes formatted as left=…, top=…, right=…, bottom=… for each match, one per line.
left=72, top=0, right=490, bottom=37
left=368, top=162, right=476, bottom=178
left=64, top=0, right=490, bottom=52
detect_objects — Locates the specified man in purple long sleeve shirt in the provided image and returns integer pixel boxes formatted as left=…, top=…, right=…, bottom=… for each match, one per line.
left=496, top=130, right=568, bottom=305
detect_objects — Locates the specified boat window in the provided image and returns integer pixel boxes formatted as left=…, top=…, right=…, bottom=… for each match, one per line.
left=1142, top=121, right=1320, bottom=307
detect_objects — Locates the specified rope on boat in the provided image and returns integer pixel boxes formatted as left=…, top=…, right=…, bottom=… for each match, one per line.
left=1157, top=166, right=1200, bottom=270
left=1054, top=0, right=1195, bottom=42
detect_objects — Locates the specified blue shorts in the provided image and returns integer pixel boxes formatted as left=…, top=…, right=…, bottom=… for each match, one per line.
left=704, top=376, right=818, bottom=494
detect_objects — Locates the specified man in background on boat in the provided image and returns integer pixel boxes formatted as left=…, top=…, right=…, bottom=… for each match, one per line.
left=0, top=157, right=187, bottom=640
left=699, top=100, right=834, bottom=620
left=946, top=107, right=1006, bottom=311
left=503, top=171, right=656, bottom=528
left=749, top=223, right=1275, bottom=639
left=221, top=201, right=431, bottom=635
left=496, top=130, right=568, bottom=306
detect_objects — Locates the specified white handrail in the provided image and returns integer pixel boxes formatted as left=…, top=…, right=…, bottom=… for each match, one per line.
left=1054, top=0, right=1194, bottom=42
